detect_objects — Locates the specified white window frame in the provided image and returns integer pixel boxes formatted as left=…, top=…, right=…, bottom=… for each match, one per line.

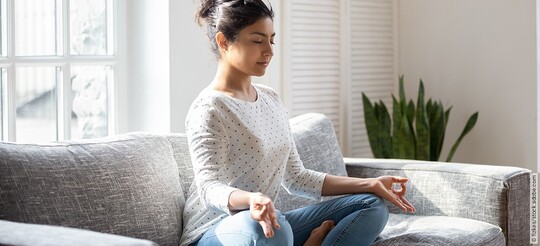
left=1, top=0, right=120, bottom=142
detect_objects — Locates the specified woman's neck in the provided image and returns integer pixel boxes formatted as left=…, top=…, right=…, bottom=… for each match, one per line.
left=211, top=64, right=257, bottom=102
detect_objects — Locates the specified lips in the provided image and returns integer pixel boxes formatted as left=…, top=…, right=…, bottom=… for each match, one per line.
left=257, top=61, right=270, bottom=66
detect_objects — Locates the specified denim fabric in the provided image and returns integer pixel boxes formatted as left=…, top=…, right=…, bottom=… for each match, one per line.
left=197, top=210, right=293, bottom=246
left=195, top=194, right=388, bottom=246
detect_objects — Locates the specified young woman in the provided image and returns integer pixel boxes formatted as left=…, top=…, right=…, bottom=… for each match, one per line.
left=182, top=1, right=416, bottom=245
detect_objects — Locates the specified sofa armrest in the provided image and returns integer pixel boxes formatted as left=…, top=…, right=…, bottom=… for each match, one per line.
left=344, top=157, right=531, bottom=246
left=0, top=219, right=158, bottom=246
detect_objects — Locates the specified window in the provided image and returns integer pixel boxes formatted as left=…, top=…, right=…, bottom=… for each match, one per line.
left=1, top=0, right=116, bottom=142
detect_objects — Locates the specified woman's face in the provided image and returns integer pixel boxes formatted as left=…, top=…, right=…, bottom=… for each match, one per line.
left=222, top=17, right=275, bottom=77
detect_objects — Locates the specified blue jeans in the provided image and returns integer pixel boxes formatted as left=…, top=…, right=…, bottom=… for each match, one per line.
left=195, top=194, right=389, bottom=246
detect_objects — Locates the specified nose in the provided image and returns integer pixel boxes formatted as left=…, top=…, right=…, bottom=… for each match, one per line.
left=263, top=42, right=273, bottom=57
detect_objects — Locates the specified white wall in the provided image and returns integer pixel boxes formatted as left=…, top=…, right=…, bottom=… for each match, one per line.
left=123, top=0, right=171, bottom=133
left=399, top=0, right=537, bottom=171
left=169, top=0, right=216, bottom=133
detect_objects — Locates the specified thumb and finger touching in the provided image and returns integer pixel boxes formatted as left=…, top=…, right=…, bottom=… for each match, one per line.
left=250, top=193, right=281, bottom=238
left=378, top=176, right=416, bottom=213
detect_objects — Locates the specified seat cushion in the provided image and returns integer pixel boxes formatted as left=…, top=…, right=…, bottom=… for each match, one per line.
left=0, top=133, right=184, bottom=246
left=374, top=214, right=505, bottom=246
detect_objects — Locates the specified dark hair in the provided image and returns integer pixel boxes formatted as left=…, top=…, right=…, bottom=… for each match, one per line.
left=195, top=0, right=274, bottom=59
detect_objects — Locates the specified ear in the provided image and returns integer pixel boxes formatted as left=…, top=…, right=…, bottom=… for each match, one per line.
left=215, top=32, right=228, bottom=52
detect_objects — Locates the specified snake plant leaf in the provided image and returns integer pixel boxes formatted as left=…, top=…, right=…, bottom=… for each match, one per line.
left=399, top=75, right=406, bottom=102
left=392, top=96, right=402, bottom=126
left=378, top=100, right=393, bottom=158
left=392, top=95, right=402, bottom=157
left=426, top=99, right=433, bottom=116
left=362, top=93, right=384, bottom=158
left=429, top=102, right=446, bottom=161
left=441, top=105, right=453, bottom=158
left=438, top=102, right=449, bottom=157
left=445, top=106, right=453, bottom=125
left=395, top=113, right=416, bottom=159
left=415, top=80, right=430, bottom=160
left=446, top=112, right=479, bottom=162
left=406, top=99, right=415, bottom=128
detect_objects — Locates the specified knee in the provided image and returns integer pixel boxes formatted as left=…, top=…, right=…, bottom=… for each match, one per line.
left=364, top=194, right=389, bottom=227
left=267, top=211, right=293, bottom=245
left=348, top=194, right=389, bottom=224
left=213, top=210, right=293, bottom=246
left=250, top=211, right=293, bottom=245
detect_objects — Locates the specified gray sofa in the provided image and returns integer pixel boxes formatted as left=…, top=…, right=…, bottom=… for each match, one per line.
left=0, top=113, right=531, bottom=246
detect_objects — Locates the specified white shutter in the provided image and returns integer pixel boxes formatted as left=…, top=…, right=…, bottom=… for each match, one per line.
left=348, top=0, right=397, bottom=157
left=282, top=0, right=343, bottom=141
left=281, top=0, right=397, bottom=157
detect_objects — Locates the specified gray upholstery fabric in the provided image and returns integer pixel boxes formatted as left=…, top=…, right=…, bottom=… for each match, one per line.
left=506, top=171, right=531, bottom=245
left=373, top=214, right=505, bottom=246
left=345, top=158, right=531, bottom=246
left=0, top=133, right=184, bottom=246
left=0, top=219, right=157, bottom=246
left=274, top=113, right=348, bottom=212
left=164, top=133, right=195, bottom=201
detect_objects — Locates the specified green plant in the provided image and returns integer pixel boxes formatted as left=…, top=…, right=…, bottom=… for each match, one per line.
left=362, top=76, right=478, bottom=162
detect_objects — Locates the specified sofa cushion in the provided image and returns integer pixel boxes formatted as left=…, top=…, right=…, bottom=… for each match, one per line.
left=374, top=214, right=505, bottom=246
left=164, top=134, right=195, bottom=201
left=0, top=133, right=184, bottom=246
left=345, top=158, right=531, bottom=244
left=275, top=113, right=348, bottom=212
left=0, top=219, right=158, bottom=246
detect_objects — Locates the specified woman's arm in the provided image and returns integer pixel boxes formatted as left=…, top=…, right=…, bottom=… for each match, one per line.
left=321, top=174, right=416, bottom=213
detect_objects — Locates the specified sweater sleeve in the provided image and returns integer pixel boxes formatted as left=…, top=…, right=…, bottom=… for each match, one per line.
left=255, top=84, right=327, bottom=200
left=281, top=128, right=327, bottom=201
left=185, top=101, right=239, bottom=215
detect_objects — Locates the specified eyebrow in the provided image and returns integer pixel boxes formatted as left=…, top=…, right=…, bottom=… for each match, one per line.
left=250, top=32, right=276, bottom=38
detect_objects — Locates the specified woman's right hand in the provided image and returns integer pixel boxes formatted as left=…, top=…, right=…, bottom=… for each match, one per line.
left=249, top=192, right=281, bottom=238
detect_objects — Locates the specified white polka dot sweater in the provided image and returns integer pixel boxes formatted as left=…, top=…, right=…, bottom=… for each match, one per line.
left=180, top=84, right=326, bottom=245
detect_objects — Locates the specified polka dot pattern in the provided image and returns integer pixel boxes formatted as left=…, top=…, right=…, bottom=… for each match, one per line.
left=180, top=84, right=326, bottom=245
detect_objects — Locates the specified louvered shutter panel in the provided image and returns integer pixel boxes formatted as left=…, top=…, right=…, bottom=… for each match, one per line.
left=284, top=0, right=343, bottom=140
left=282, top=0, right=396, bottom=156
left=349, top=0, right=396, bottom=157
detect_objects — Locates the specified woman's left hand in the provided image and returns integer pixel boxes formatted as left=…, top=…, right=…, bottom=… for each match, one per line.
left=371, top=176, right=416, bottom=213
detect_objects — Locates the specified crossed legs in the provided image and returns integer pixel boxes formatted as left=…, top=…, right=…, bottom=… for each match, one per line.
left=196, top=194, right=388, bottom=246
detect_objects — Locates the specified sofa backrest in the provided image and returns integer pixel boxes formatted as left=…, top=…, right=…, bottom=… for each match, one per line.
left=0, top=133, right=184, bottom=246
left=274, top=113, right=348, bottom=211
left=164, top=134, right=194, bottom=201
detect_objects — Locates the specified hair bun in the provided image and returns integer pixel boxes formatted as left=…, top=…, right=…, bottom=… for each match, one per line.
left=195, top=0, right=218, bottom=25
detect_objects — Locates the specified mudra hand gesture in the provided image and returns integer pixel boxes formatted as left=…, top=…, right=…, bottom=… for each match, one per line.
left=249, top=192, right=281, bottom=238
left=372, top=176, right=416, bottom=213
